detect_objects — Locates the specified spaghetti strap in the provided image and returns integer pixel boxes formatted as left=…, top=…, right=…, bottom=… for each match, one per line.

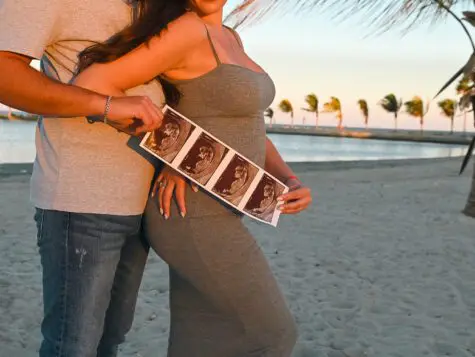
left=204, top=25, right=221, bottom=65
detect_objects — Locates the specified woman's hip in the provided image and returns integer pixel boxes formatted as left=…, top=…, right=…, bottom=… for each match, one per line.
left=143, top=190, right=247, bottom=254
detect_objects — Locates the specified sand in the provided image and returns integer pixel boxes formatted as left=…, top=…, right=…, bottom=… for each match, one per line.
left=1, top=157, right=475, bottom=357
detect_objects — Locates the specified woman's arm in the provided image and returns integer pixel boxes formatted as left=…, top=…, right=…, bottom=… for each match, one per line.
left=265, top=137, right=312, bottom=214
left=74, top=12, right=206, bottom=92
left=264, top=137, right=296, bottom=184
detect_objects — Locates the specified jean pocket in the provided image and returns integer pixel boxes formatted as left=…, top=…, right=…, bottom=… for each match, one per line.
left=34, top=208, right=45, bottom=246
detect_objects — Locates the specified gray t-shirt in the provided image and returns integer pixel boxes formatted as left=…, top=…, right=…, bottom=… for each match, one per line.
left=0, top=0, right=165, bottom=215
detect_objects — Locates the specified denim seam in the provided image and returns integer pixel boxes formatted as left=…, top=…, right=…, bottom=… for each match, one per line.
left=38, top=210, right=45, bottom=245
left=57, top=212, right=70, bottom=357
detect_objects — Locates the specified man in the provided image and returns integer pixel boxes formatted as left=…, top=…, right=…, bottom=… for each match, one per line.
left=0, top=0, right=165, bottom=356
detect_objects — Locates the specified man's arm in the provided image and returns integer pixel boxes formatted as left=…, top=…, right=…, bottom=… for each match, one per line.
left=0, top=52, right=163, bottom=134
left=0, top=52, right=105, bottom=117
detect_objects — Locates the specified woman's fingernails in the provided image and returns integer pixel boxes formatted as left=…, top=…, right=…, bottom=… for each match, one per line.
left=164, top=214, right=169, bottom=220
left=180, top=211, right=186, bottom=218
left=277, top=197, right=284, bottom=202
left=159, top=208, right=164, bottom=215
left=192, top=186, right=199, bottom=192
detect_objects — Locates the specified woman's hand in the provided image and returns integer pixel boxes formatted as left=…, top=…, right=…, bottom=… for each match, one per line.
left=277, top=178, right=312, bottom=215
left=151, top=166, right=198, bottom=219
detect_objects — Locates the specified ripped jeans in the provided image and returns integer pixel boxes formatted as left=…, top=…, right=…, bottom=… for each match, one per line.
left=34, top=209, right=149, bottom=357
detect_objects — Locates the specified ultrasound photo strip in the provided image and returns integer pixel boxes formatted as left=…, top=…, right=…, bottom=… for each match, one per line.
left=210, top=153, right=260, bottom=207
left=140, top=105, right=289, bottom=227
left=140, top=108, right=196, bottom=163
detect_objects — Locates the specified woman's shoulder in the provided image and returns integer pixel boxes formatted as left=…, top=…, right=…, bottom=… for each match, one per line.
left=166, top=12, right=208, bottom=43
left=224, top=25, right=244, bottom=49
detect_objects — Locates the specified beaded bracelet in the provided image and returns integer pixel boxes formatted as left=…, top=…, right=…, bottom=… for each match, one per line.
left=86, top=96, right=112, bottom=124
left=285, top=175, right=302, bottom=188
left=103, top=96, right=112, bottom=125
left=286, top=175, right=300, bottom=183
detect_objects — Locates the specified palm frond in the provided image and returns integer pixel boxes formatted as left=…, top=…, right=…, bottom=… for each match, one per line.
left=357, top=99, right=369, bottom=117
left=438, top=98, right=458, bottom=117
left=323, top=96, right=341, bottom=112
left=264, top=107, right=274, bottom=118
left=227, top=0, right=474, bottom=33
left=456, top=76, right=473, bottom=94
left=404, top=96, right=425, bottom=117
left=303, top=93, right=319, bottom=113
left=379, top=93, right=402, bottom=114
left=279, top=99, right=294, bottom=117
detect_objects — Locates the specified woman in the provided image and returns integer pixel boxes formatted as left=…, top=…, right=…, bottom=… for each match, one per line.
left=74, top=0, right=312, bottom=355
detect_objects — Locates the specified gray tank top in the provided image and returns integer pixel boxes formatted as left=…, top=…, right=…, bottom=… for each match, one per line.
left=164, top=26, right=276, bottom=168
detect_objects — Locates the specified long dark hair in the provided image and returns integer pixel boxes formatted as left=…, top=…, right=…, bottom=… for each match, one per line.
left=77, top=0, right=189, bottom=106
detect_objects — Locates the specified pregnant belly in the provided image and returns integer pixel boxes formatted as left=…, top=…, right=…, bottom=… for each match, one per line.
left=191, top=115, right=267, bottom=166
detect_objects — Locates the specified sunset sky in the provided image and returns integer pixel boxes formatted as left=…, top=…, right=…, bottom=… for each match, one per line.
left=225, top=1, right=473, bottom=131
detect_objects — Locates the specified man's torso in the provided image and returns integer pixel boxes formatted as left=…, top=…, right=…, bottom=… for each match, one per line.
left=31, top=0, right=164, bottom=215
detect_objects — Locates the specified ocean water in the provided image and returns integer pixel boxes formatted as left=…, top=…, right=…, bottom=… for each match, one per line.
left=0, top=120, right=467, bottom=164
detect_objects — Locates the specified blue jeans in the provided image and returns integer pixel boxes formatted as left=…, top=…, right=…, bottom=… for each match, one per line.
left=34, top=209, right=149, bottom=357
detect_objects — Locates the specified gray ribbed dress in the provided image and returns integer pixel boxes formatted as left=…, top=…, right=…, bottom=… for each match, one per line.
left=143, top=26, right=297, bottom=357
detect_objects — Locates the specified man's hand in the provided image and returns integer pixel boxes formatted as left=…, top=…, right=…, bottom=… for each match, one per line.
left=151, top=166, right=198, bottom=219
left=105, top=96, right=163, bottom=135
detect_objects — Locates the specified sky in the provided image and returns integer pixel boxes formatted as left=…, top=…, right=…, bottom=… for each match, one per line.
left=2, top=1, right=474, bottom=132
left=223, top=1, right=474, bottom=132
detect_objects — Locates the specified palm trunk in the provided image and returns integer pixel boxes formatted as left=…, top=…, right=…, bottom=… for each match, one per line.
left=315, top=112, right=319, bottom=128
left=451, top=117, right=454, bottom=134
left=464, top=111, right=467, bottom=133
left=420, top=117, right=423, bottom=134
left=291, top=113, right=294, bottom=127
left=394, top=114, right=398, bottom=131
left=462, top=100, right=475, bottom=219
left=463, top=161, right=475, bottom=218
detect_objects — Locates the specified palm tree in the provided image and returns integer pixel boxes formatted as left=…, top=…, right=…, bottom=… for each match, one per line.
left=404, top=96, right=429, bottom=134
left=278, top=99, right=294, bottom=127
left=323, top=96, right=343, bottom=130
left=264, top=107, right=274, bottom=127
left=379, top=94, right=402, bottom=131
left=456, top=77, right=472, bottom=133
left=7, top=107, right=13, bottom=120
left=357, top=99, right=369, bottom=130
left=302, top=93, right=319, bottom=128
left=437, top=99, right=458, bottom=134
left=456, top=77, right=471, bottom=95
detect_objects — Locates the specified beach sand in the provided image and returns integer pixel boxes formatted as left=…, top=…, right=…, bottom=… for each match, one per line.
left=1, top=158, right=475, bottom=357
